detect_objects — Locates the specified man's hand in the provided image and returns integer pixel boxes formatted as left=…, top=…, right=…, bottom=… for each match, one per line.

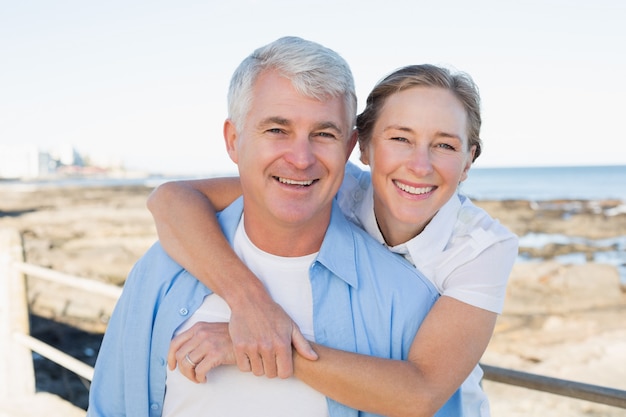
left=168, top=321, right=236, bottom=383
left=169, top=300, right=318, bottom=383
left=229, top=299, right=318, bottom=379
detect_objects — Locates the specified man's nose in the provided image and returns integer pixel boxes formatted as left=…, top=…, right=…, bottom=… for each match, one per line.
left=284, top=135, right=316, bottom=169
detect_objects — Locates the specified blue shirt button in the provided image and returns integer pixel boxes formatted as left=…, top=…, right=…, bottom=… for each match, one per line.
left=179, top=307, right=189, bottom=316
left=150, top=403, right=159, bottom=410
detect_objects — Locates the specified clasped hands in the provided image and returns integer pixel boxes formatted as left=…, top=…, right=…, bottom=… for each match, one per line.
left=168, top=301, right=318, bottom=383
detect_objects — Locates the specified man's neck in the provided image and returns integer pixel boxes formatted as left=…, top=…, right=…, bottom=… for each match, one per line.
left=241, top=212, right=329, bottom=257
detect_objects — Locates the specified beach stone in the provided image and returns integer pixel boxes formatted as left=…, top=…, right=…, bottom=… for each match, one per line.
left=1, top=184, right=626, bottom=415
left=504, top=262, right=624, bottom=315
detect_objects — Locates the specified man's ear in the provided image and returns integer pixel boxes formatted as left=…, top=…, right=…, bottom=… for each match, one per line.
left=223, top=119, right=239, bottom=164
left=346, top=129, right=358, bottom=161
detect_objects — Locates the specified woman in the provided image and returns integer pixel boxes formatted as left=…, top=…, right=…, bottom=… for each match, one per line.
left=147, top=64, right=518, bottom=416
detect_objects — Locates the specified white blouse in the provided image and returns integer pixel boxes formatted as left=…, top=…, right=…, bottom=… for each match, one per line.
left=337, top=162, right=519, bottom=415
left=337, top=162, right=518, bottom=314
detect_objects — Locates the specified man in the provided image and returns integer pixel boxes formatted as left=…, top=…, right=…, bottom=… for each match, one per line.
left=88, top=36, right=458, bottom=416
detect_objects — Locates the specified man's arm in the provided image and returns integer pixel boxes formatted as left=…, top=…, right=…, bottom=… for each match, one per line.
left=147, top=178, right=316, bottom=378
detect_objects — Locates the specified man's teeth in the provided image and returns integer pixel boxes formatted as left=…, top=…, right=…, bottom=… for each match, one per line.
left=278, top=177, right=314, bottom=186
left=394, top=181, right=433, bottom=195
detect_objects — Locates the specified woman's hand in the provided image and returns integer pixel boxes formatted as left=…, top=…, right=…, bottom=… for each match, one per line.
left=148, top=179, right=317, bottom=380
left=228, top=297, right=316, bottom=379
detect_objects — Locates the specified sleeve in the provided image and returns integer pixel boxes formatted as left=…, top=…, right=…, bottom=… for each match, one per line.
left=442, top=235, right=519, bottom=314
left=337, top=161, right=371, bottom=224
left=87, top=258, right=154, bottom=416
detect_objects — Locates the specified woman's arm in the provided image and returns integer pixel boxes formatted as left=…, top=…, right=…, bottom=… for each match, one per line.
left=170, top=295, right=496, bottom=416
left=148, top=177, right=505, bottom=414
left=294, top=296, right=497, bottom=417
left=147, top=178, right=316, bottom=378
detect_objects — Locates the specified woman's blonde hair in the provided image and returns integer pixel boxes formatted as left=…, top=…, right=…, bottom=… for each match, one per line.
left=357, top=64, right=482, bottom=161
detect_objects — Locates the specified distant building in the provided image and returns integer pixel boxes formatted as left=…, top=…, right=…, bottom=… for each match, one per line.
left=0, top=144, right=56, bottom=179
left=49, top=143, right=84, bottom=167
left=0, top=143, right=123, bottom=179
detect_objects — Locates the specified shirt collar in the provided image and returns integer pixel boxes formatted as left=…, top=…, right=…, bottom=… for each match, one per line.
left=316, top=201, right=359, bottom=288
left=219, top=197, right=359, bottom=289
left=356, top=182, right=462, bottom=264
left=355, top=182, right=386, bottom=244
left=402, top=194, right=462, bottom=264
left=218, top=196, right=245, bottom=245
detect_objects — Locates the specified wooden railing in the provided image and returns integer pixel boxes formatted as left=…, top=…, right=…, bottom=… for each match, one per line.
left=0, top=227, right=120, bottom=402
left=1, top=226, right=625, bottom=411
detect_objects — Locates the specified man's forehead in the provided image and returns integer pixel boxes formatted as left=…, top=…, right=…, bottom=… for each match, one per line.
left=248, top=70, right=351, bottom=127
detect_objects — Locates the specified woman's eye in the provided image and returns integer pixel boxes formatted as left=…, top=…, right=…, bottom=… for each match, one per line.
left=390, top=136, right=409, bottom=143
left=437, top=143, right=456, bottom=151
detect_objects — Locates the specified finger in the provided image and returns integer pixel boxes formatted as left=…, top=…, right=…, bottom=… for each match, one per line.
left=234, top=350, right=252, bottom=373
left=168, top=330, right=195, bottom=370
left=184, top=352, right=198, bottom=368
left=194, top=362, right=208, bottom=383
left=256, top=340, right=279, bottom=378
left=193, top=343, right=237, bottom=383
left=260, top=356, right=278, bottom=379
left=194, top=355, right=222, bottom=383
left=273, top=342, right=293, bottom=379
left=179, top=351, right=201, bottom=383
left=291, top=328, right=317, bottom=361
left=248, top=352, right=265, bottom=377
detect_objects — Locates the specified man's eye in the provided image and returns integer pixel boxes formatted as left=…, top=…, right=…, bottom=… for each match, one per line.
left=267, top=128, right=284, bottom=134
left=391, top=137, right=409, bottom=142
left=317, top=132, right=337, bottom=139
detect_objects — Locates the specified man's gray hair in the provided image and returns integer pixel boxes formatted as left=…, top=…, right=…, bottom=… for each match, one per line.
left=227, top=36, right=357, bottom=131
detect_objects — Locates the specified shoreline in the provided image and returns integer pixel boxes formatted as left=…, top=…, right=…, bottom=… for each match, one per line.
left=1, top=185, right=625, bottom=415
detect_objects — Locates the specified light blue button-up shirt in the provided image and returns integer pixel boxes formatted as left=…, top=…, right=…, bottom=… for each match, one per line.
left=88, top=197, right=461, bottom=416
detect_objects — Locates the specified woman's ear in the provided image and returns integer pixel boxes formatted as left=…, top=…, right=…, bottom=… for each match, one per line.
left=459, top=145, right=476, bottom=182
left=359, top=141, right=370, bottom=166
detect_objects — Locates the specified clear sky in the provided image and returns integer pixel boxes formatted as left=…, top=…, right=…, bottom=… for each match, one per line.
left=2, top=1, right=625, bottom=175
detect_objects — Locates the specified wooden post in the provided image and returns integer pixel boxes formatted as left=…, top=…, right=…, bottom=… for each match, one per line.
left=0, top=227, right=35, bottom=398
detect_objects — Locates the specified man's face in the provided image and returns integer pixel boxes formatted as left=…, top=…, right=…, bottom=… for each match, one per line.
left=224, top=70, right=355, bottom=248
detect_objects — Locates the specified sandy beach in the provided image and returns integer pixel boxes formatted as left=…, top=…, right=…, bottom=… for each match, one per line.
left=1, top=183, right=625, bottom=415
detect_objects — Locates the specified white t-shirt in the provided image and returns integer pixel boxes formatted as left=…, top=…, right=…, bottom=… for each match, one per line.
left=163, top=219, right=328, bottom=417
left=337, top=162, right=519, bottom=416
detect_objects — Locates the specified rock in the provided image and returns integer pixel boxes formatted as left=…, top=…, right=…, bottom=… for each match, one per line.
left=1, top=185, right=626, bottom=415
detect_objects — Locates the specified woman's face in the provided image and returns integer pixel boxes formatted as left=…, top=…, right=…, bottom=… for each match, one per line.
left=361, top=86, right=475, bottom=246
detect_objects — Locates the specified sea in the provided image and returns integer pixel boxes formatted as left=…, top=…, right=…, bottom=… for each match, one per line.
left=460, top=164, right=626, bottom=201
left=2, top=164, right=625, bottom=281
left=2, top=164, right=625, bottom=202
left=461, top=165, right=626, bottom=284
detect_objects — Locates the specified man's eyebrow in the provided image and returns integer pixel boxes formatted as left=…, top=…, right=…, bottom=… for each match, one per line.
left=315, top=121, right=343, bottom=135
left=258, top=118, right=344, bottom=135
left=259, top=116, right=290, bottom=127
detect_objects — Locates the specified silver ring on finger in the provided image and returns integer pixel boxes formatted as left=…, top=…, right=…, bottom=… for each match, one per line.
left=185, top=353, right=197, bottom=368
